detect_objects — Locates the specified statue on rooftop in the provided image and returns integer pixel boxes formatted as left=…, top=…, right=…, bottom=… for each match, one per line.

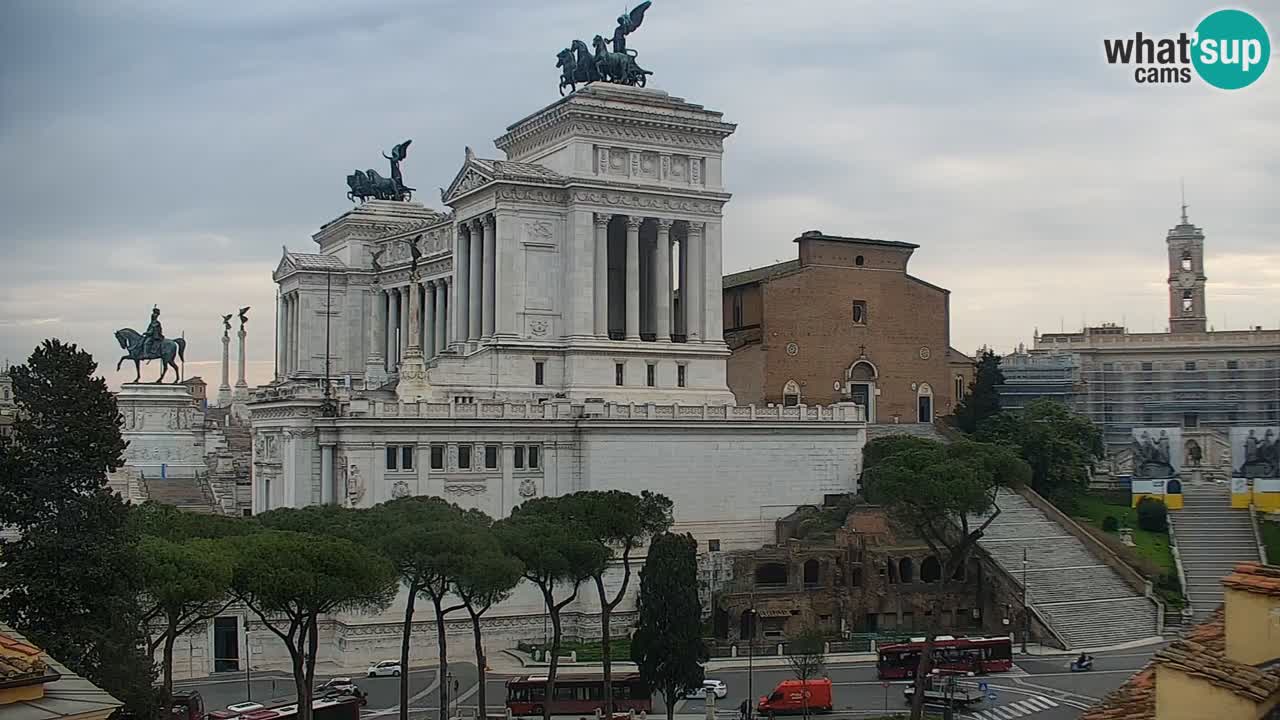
left=347, top=140, right=415, bottom=203
left=238, top=306, right=250, bottom=329
left=557, top=2, right=653, bottom=94
left=114, top=306, right=187, bottom=384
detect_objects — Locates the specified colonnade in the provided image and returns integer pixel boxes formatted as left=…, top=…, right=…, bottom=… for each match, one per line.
left=454, top=215, right=497, bottom=343
left=371, top=278, right=451, bottom=373
left=277, top=291, right=303, bottom=377
left=594, top=213, right=708, bottom=343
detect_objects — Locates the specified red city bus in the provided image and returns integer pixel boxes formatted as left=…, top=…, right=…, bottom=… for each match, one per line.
left=214, top=695, right=362, bottom=720
left=876, top=635, right=1014, bottom=679
left=506, top=674, right=652, bottom=717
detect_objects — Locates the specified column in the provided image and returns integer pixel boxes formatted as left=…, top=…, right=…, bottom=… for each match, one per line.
left=423, top=280, right=437, bottom=359
left=436, top=279, right=448, bottom=352
left=625, top=216, right=642, bottom=341
left=703, top=221, right=724, bottom=343
left=276, top=296, right=287, bottom=379
left=406, top=280, right=422, bottom=352
left=235, top=326, right=248, bottom=390
left=398, top=286, right=410, bottom=364
left=685, top=223, right=704, bottom=342
left=468, top=219, right=483, bottom=341
left=219, top=333, right=231, bottom=399
left=676, top=235, right=687, bottom=338
left=368, top=286, right=386, bottom=367
left=482, top=215, right=496, bottom=339
left=455, top=226, right=471, bottom=347
left=320, top=445, right=335, bottom=505
left=287, top=294, right=296, bottom=373
left=387, top=288, right=400, bottom=370
left=593, top=214, right=610, bottom=337
left=655, top=219, right=673, bottom=342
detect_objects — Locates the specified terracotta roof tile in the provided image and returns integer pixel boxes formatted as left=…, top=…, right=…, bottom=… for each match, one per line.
left=1222, top=562, right=1280, bottom=598
left=1080, top=664, right=1155, bottom=720
left=0, top=630, right=48, bottom=681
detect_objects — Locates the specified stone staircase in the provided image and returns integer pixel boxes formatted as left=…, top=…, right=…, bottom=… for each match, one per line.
left=973, top=489, right=1160, bottom=649
left=1171, top=483, right=1261, bottom=622
left=141, top=473, right=220, bottom=514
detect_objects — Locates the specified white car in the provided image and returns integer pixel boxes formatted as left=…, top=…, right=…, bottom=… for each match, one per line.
left=685, top=679, right=728, bottom=699
left=367, top=660, right=403, bottom=677
left=226, top=703, right=263, bottom=714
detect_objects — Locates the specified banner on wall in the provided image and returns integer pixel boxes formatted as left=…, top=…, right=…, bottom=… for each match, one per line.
left=1230, top=426, right=1280, bottom=478
left=1131, top=427, right=1182, bottom=479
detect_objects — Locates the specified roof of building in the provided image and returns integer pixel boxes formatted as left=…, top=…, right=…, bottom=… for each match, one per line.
left=286, top=252, right=348, bottom=271
left=0, top=624, right=122, bottom=720
left=1082, top=592, right=1280, bottom=720
left=1222, top=562, right=1280, bottom=597
left=722, top=259, right=801, bottom=290
left=793, top=230, right=919, bottom=250
left=473, top=158, right=566, bottom=183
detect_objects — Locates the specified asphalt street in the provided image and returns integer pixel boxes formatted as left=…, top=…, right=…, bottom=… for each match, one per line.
left=179, top=645, right=1163, bottom=720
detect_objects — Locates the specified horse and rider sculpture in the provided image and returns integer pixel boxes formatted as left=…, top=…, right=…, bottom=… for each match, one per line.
left=557, top=2, right=654, bottom=95
left=115, top=306, right=186, bottom=384
left=347, top=139, right=414, bottom=203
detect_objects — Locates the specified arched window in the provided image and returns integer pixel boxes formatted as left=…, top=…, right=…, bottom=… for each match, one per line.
left=954, top=375, right=965, bottom=402
left=755, top=563, right=788, bottom=586
left=1182, top=290, right=1194, bottom=314
left=803, top=559, right=820, bottom=586
left=921, top=556, right=941, bottom=583
left=1180, top=250, right=1192, bottom=272
left=782, top=380, right=801, bottom=407
left=899, top=557, right=914, bottom=583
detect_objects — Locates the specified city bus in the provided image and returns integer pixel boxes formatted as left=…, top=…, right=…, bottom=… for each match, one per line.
left=506, top=674, right=652, bottom=717
left=876, top=635, right=1014, bottom=679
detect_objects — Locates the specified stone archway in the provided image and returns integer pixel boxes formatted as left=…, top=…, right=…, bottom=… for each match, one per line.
left=846, top=359, right=878, bottom=422
left=917, top=383, right=934, bottom=423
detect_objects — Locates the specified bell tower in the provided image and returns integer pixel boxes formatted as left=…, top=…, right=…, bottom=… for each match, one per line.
left=1167, top=199, right=1207, bottom=334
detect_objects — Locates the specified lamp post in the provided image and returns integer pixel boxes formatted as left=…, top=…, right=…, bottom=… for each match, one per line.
left=746, top=597, right=756, bottom=720
left=446, top=671, right=454, bottom=720
left=1021, top=548, right=1029, bottom=654
left=244, top=619, right=252, bottom=701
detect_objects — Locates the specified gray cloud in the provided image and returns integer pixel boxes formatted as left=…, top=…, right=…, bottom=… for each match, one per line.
left=1, top=0, right=1277, bottom=385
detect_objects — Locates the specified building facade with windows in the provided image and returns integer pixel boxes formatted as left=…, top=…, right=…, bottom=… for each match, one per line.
left=722, top=231, right=973, bottom=424
left=1011, top=212, right=1280, bottom=478
left=238, top=84, right=868, bottom=674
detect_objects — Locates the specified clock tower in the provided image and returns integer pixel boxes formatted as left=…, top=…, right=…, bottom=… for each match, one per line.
left=1167, top=202, right=1207, bottom=334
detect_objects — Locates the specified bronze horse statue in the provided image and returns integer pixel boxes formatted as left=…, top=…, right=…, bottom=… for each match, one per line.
left=592, top=34, right=650, bottom=86
left=114, top=328, right=186, bottom=384
left=557, top=40, right=601, bottom=95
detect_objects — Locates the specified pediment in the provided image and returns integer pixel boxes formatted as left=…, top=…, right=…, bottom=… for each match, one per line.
left=274, top=250, right=297, bottom=279
left=441, top=161, right=494, bottom=205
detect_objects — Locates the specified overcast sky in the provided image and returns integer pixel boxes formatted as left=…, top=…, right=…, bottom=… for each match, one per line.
left=1, top=1, right=1276, bottom=389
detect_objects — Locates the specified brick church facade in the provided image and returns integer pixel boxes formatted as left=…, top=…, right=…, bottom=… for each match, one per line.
left=723, top=231, right=973, bottom=423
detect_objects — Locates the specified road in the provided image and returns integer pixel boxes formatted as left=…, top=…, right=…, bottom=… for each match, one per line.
left=179, top=646, right=1161, bottom=720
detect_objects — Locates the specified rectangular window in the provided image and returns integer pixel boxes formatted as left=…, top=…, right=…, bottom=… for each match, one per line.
left=646, top=364, right=656, bottom=387
left=1184, top=413, right=1199, bottom=428
left=1184, top=361, right=1196, bottom=371
left=1102, top=362, right=1115, bottom=372
left=514, top=446, right=525, bottom=469
left=1226, top=360, right=1239, bottom=370
left=677, top=364, right=686, bottom=388
left=731, top=290, right=744, bottom=328
left=528, top=445, right=540, bottom=469
left=615, top=363, right=624, bottom=386
left=401, top=446, right=413, bottom=471
left=852, top=300, right=867, bottom=325
left=430, top=445, right=444, bottom=470
left=1141, top=361, right=1153, bottom=372
left=484, top=445, right=499, bottom=470
left=458, top=445, right=472, bottom=470
left=708, top=539, right=721, bottom=552
left=385, top=446, right=398, bottom=471
left=535, top=361, right=545, bottom=386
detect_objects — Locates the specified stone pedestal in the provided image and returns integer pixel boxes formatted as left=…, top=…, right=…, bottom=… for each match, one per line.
left=395, top=352, right=431, bottom=402
left=117, top=383, right=205, bottom=479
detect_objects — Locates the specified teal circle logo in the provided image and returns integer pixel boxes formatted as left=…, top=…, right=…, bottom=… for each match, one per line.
left=1192, top=9, right=1270, bottom=89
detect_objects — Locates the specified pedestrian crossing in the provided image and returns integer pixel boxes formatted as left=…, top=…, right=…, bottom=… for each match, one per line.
left=965, top=695, right=1060, bottom=719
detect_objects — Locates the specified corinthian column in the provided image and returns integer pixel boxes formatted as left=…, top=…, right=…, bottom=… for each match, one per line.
left=234, top=322, right=248, bottom=401
left=655, top=219, right=673, bottom=342
left=468, top=218, right=483, bottom=342
left=366, top=284, right=386, bottom=383
left=218, top=330, right=232, bottom=405
left=625, top=216, right=642, bottom=341
left=455, top=226, right=471, bottom=348
left=593, top=213, right=610, bottom=337
left=685, top=222, right=704, bottom=342
left=435, top=279, right=448, bottom=353
left=423, top=280, right=436, bottom=359
left=482, top=214, right=496, bottom=339
left=406, top=278, right=422, bottom=353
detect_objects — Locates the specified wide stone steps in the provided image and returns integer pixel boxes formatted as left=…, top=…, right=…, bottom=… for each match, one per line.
left=971, top=490, right=1159, bottom=649
left=144, top=476, right=219, bottom=514
left=1170, top=487, right=1260, bottom=622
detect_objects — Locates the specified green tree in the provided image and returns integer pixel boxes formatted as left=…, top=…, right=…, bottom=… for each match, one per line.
left=229, top=528, right=397, bottom=720
left=497, top=498, right=609, bottom=720
left=862, top=439, right=1030, bottom=720
left=953, top=349, right=1005, bottom=433
left=138, top=535, right=236, bottom=698
left=785, top=626, right=827, bottom=719
left=374, top=497, right=473, bottom=720
left=630, top=533, right=706, bottom=720
left=453, top=521, right=524, bottom=719
left=563, top=490, right=673, bottom=714
left=0, top=340, right=157, bottom=717
left=977, top=398, right=1104, bottom=498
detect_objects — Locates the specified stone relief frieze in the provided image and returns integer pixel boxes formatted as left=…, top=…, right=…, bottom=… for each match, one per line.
left=518, top=478, right=538, bottom=498
left=493, top=187, right=566, bottom=205
left=391, top=480, right=411, bottom=499
left=526, top=221, right=555, bottom=245
left=570, top=190, right=721, bottom=215
left=444, top=482, right=487, bottom=496
left=527, top=318, right=551, bottom=337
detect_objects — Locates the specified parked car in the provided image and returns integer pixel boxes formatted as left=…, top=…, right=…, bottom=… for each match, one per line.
left=225, top=703, right=264, bottom=715
left=367, top=660, right=403, bottom=677
left=685, top=680, right=729, bottom=699
left=317, top=678, right=367, bottom=704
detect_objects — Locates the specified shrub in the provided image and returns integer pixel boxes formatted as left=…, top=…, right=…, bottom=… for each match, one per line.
left=1102, top=516, right=1120, bottom=532
left=1136, top=497, right=1168, bottom=533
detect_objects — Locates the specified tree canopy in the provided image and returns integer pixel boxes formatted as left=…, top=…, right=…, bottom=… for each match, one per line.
left=953, top=348, right=1005, bottom=433
left=630, top=533, right=706, bottom=720
left=976, top=398, right=1103, bottom=498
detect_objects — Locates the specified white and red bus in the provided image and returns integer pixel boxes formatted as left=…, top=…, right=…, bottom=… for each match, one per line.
left=206, top=694, right=362, bottom=720
left=505, top=674, right=652, bottom=717
left=876, top=635, right=1014, bottom=679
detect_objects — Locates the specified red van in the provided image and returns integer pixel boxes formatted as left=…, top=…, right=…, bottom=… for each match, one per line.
left=757, top=679, right=833, bottom=715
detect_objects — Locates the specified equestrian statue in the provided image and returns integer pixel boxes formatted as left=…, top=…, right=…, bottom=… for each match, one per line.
left=114, top=306, right=187, bottom=384
left=557, top=2, right=653, bottom=95
left=347, top=139, right=414, bottom=203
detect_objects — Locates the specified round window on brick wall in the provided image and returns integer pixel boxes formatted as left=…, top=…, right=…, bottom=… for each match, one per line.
left=919, top=346, right=931, bottom=360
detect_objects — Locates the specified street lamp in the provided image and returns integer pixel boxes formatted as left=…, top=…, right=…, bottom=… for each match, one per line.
left=244, top=619, right=252, bottom=702
left=746, top=597, right=756, bottom=720
left=446, top=671, right=454, bottom=720
left=1021, top=548, right=1029, bottom=654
